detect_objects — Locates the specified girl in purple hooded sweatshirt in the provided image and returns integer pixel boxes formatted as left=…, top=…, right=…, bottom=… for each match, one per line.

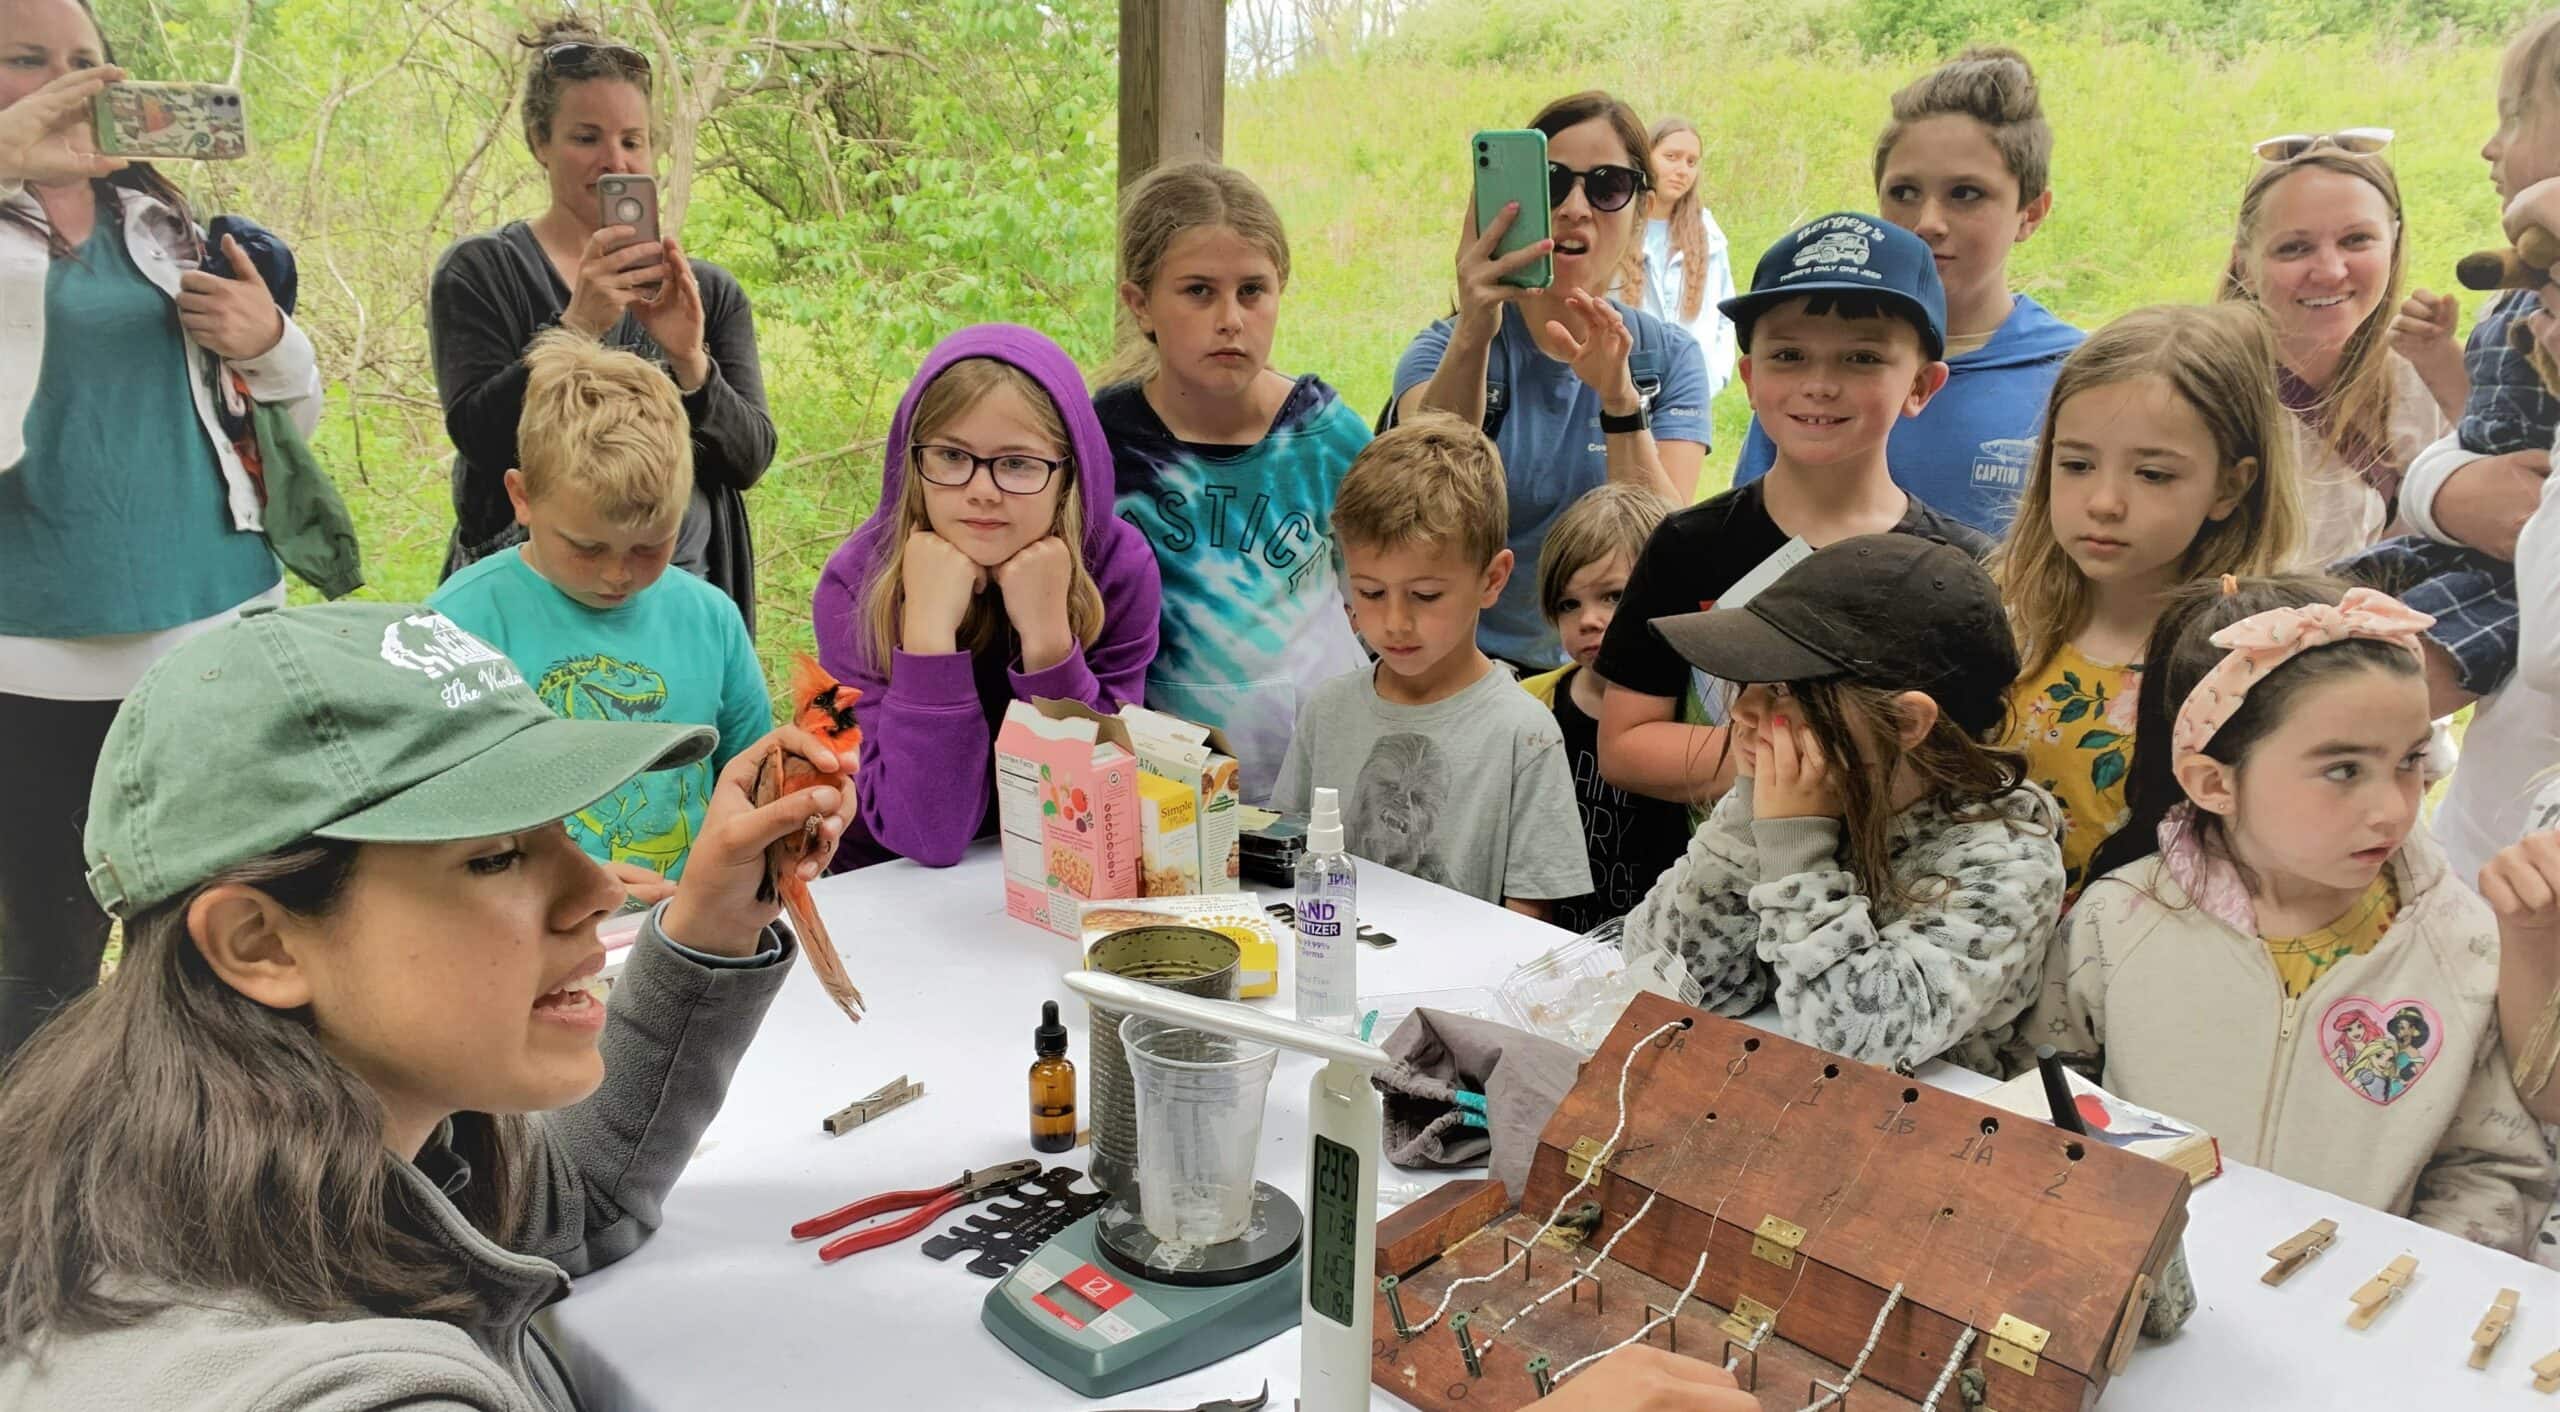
left=814, top=325, right=1163, bottom=868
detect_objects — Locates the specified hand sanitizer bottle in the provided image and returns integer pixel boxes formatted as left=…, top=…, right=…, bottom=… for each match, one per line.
left=1294, top=787, right=1357, bottom=1033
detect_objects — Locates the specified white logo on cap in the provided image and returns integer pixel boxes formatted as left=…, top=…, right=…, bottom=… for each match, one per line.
left=1795, top=231, right=1871, bottom=269
left=381, top=612, right=525, bottom=709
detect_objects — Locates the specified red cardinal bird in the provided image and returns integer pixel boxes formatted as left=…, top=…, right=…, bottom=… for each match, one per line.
left=754, top=657, right=866, bottom=1023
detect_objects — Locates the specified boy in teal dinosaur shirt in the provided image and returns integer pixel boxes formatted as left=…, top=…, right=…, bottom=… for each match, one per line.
left=430, top=332, right=768, bottom=894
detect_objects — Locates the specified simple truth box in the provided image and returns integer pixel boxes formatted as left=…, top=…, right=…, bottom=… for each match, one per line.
left=1116, top=705, right=1243, bottom=896
left=996, top=698, right=1140, bottom=936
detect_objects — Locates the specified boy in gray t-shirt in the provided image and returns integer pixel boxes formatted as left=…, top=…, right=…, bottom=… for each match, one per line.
left=1272, top=417, right=1591, bottom=912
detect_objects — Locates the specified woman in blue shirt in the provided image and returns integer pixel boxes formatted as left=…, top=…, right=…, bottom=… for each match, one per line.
left=1391, top=90, right=1712, bottom=671
left=0, top=1, right=322, bottom=1061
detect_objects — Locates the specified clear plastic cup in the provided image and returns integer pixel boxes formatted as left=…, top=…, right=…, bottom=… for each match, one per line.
left=1120, top=1013, right=1277, bottom=1246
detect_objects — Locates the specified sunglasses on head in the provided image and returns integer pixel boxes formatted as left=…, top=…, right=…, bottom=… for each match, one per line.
left=543, top=40, right=651, bottom=76
left=1548, top=161, right=1646, bottom=214
left=2251, top=127, right=2393, bottom=162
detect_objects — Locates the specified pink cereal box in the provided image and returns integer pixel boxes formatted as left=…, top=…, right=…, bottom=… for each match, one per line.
left=996, top=698, right=1140, bottom=935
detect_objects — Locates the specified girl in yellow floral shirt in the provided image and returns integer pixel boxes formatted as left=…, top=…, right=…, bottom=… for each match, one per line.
left=1993, top=305, right=2303, bottom=896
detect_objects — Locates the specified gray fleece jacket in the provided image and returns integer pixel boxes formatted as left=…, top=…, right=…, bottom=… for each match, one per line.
left=0, top=906, right=793, bottom=1412
left=1615, top=777, right=2063, bottom=1075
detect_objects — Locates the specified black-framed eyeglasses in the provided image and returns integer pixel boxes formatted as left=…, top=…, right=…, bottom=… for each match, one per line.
left=1548, top=161, right=1646, bottom=214
left=544, top=41, right=652, bottom=76
left=910, top=443, right=1067, bottom=495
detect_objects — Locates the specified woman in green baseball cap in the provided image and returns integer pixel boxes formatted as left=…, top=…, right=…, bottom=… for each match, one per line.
left=0, top=602, right=853, bottom=1410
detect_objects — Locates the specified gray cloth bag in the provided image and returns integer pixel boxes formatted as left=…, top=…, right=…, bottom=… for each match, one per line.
left=1373, top=1008, right=1584, bottom=1200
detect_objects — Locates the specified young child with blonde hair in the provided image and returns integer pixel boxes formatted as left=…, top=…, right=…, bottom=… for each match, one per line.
left=1094, top=161, right=1371, bottom=801
left=1994, top=304, right=2302, bottom=896
left=430, top=330, right=768, bottom=894
left=1520, top=484, right=1691, bottom=932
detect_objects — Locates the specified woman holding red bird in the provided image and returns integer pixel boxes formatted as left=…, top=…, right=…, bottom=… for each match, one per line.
left=812, top=324, right=1162, bottom=869
left=0, top=600, right=854, bottom=1408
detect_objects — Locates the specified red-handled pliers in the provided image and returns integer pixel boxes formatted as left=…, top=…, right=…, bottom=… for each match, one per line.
left=791, top=1158, right=1042, bottom=1264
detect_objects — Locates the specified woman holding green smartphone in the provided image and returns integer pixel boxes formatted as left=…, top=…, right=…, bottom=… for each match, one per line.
left=1389, top=91, right=1713, bottom=673
left=0, top=0, right=320, bottom=1063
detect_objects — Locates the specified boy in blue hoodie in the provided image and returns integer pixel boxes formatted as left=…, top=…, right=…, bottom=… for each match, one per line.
left=1595, top=215, right=1991, bottom=809
left=1731, top=47, right=2082, bottom=534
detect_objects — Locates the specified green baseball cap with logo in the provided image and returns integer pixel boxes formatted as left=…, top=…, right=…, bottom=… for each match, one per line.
left=84, top=602, right=716, bottom=918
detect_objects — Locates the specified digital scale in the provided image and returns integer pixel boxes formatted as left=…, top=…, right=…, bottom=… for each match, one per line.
left=987, top=973, right=1387, bottom=1406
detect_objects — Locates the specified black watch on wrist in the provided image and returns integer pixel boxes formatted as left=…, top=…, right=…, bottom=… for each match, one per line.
left=1599, top=402, right=1649, bottom=435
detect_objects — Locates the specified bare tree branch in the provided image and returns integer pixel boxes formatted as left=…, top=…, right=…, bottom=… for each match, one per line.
left=224, top=0, right=255, bottom=88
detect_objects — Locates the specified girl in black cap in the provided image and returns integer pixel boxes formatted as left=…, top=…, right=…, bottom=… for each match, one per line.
left=1613, top=535, right=2064, bottom=1075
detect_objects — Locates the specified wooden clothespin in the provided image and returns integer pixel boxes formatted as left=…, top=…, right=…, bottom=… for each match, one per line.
left=2262, top=1218, right=2339, bottom=1286
left=2473, top=1289, right=2520, bottom=1370
left=2346, top=1254, right=2417, bottom=1331
left=821, top=1074, right=924, bottom=1136
left=2534, top=1346, right=2560, bottom=1394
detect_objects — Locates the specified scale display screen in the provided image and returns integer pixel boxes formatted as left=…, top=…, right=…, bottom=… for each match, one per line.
left=1308, top=1133, right=1359, bottom=1327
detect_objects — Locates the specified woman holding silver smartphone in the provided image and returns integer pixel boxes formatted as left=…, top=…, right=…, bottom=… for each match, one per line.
left=0, top=0, right=323, bottom=1062
left=428, top=16, right=776, bottom=632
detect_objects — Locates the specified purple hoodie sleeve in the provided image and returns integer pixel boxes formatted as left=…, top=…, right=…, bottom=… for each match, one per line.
left=1008, top=520, right=1162, bottom=715
left=813, top=535, right=994, bottom=868
left=811, top=522, right=1163, bottom=869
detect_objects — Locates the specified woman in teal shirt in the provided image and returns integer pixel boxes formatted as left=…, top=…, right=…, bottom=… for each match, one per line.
left=0, top=0, right=322, bottom=1060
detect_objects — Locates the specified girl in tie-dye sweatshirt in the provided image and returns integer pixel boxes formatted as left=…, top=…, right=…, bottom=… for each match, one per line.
left=1094, top=161, right=1372, bottom=803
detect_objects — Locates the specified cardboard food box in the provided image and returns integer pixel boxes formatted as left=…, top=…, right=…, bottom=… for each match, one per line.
left=1077, top=895, right=1285, bottom=999
left=996, top=698, right=1140, bottom=936
left=1116, top=706, right=1243, bottom=895
left=1136, top=773, right=1200, bottom=896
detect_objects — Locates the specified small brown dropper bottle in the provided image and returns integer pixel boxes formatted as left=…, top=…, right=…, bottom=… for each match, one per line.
left=1029, top=1000, right=1076, bottom=1153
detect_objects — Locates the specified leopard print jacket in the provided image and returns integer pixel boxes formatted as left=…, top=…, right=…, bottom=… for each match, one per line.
left=1615, top=776, right=2064, bottom=1075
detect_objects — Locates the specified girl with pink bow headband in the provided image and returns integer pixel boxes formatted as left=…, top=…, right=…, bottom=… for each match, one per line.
left=2025, top=575, right=2553, bottom=1257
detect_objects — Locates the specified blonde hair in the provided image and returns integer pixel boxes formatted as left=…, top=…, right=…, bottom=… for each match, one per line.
left=1539, top=484, right=1669, bottom=621
left=1619, top=117, right=1709, bottom=321
left=1873, top=46, right=2052, bottom=205
left=516, top=329, right=692, bottom=530
left=1331, top=414, right=1508, bottom=568
left=2220, top=149, right=2409, bottom=482
left=1099, top=161, right=1292, bottom=387
left=1994, top=304, right=2305, bottom=677
left=2504, top=11, right=2560, bottom=127
left=858, top=359, right=1106, bottom=677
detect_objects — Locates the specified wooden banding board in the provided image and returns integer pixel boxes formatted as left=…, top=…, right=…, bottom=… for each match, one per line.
left=1373, top=1209, right=1928, bottom=1410
left=1370, top=993, right=2190, bottom=1412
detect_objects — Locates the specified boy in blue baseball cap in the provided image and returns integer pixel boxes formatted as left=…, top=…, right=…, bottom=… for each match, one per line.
left=1592, top=213, right=1994, bottom=810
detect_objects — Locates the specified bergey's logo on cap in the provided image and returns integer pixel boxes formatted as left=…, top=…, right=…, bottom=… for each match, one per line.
left=1794, top=231, right=1871, bottom=270
left=380, top=612, right=526, bottom=710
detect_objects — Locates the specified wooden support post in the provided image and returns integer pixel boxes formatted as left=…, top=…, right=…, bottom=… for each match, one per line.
left=1118, top=0, right=1225, bottom=186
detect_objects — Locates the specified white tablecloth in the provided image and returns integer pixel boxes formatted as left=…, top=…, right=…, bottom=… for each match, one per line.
left=543, top=845, right=2560, bottom=1409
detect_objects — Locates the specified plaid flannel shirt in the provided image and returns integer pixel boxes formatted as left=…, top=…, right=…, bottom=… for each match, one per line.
left=2343, top=291, right=2560, bottom=696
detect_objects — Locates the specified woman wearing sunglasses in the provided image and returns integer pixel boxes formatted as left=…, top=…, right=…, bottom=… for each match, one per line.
left=428, top=15, right=776, bottom=634
left=2222, top=131, right=2448, bottom=566
left=1389, top=90, right=1712, bottom=673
